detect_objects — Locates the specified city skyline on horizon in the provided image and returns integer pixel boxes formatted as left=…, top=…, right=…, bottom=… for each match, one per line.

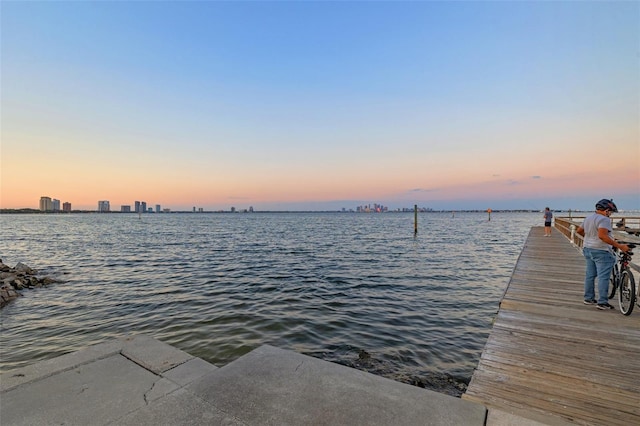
left=2, top=2, right=638, bottom=213
left=16, top=192, right=640, bottom=213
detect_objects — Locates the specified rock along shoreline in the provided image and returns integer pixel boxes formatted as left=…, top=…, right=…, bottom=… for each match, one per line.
left=0, top=260, right=59, bottom=308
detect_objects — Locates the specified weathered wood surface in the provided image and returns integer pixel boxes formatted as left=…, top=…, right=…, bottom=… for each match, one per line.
left=463, top=227, right=640, bottom=426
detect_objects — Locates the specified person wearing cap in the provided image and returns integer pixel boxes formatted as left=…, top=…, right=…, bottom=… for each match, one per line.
left=576, top=199, right=630, bottom=310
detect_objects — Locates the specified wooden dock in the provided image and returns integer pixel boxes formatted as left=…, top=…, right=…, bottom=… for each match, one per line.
left=463, top=227, right=640, bottom=426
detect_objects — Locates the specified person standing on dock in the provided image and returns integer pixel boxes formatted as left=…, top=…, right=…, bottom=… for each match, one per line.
left=576, top=199, right=630, bottom=310
left=543, top=207, right=553, bottom=236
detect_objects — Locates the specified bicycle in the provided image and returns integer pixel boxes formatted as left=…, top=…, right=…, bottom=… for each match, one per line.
left=608, top=243, right=637, bottom=315
left=607, top=243, right=634, bottom=299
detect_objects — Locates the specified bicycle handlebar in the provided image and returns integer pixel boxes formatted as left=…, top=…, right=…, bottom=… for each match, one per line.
left=614, top=243, right=635, bottom=258
left=618, top=242, right=636, bottom=249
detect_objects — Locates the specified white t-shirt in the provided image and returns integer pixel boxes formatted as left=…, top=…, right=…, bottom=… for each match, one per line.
left=582, top=213, right=612, bottom=251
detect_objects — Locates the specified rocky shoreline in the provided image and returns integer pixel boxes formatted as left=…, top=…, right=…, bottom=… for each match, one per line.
left=0, top=260, right=59, bottom=308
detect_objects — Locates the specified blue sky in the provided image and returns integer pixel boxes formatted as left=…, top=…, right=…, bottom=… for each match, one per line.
left=2, top=1, right=639, bottom=211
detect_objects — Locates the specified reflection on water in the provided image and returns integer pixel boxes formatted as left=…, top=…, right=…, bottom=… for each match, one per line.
left=0, top=212, right=539, bottom=396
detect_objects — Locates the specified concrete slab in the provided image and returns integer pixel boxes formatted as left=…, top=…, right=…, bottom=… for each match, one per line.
left=0, top=339, right=123, bottom=392
left=162, top=357, right=219, bottom=387
left=119, top=334, right=194, bottom=374
left=1, top=353, right=177, bottom=425
left=486, top=408, right=576, bottom=426
left=187, top=344, right=487, bottom=425
left=1, top=335, right=497, bottom=425
left=111, top=388, right=247, bottom=426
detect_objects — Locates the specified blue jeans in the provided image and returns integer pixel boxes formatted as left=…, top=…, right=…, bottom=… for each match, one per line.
left=583, top=247, right=615, bottom=304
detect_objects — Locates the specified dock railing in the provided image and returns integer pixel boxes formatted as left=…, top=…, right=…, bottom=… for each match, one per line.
left=555, top=215, right=640, bottom=274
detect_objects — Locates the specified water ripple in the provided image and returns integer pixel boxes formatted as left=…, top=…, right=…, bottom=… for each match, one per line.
left=0, top=212, right=539, bottom=396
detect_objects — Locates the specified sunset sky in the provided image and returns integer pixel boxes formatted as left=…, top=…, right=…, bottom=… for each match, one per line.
left=2, top=1, right=638, bottom=211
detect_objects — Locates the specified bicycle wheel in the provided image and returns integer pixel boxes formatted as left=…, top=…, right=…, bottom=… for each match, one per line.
left=617, top=269, right=636, bottom=316
left=608, top=266, right=619, bottom=299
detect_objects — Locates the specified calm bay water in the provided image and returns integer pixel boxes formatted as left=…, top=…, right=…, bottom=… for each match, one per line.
left=0, top=212, right=540, bottom=395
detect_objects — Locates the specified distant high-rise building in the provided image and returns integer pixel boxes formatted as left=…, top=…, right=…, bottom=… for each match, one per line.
left=39, top=196, right=53, bottom=212
left=141, top=201, right=147, bottom=213
left=134, top=201, right=141, bottom=213
left=63, top=202, right=71, bottom=212
left=52, top=199, right=61, bottom=211
left=193, top=207, right=196, bottom=212
left=98, top=200, right=110, bottom=212
left=121, top=205, right=131, bottom=212
left=155, top=204, right=161, bottom=213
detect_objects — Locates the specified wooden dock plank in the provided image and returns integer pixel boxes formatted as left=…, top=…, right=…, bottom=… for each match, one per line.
left=463, top=228, right=640, bottom=426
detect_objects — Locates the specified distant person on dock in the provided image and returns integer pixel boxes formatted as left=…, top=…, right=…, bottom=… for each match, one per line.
left=543, top=207, right=553, bottom=236
left=576, top=199, right=630, bottom=310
